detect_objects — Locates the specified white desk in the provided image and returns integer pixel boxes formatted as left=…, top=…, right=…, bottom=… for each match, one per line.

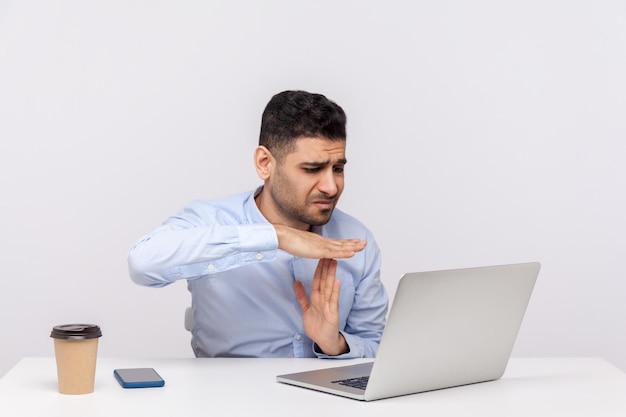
left=0, top=357, right=625, bottom=416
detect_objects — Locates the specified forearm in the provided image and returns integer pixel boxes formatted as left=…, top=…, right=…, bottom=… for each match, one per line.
left=128, top=223, right=278, bottom=287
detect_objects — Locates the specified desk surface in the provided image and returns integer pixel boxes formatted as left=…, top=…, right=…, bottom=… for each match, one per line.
left=1, top=357, right=625, bottom=416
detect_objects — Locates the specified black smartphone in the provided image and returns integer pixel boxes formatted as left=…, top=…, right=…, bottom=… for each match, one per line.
left=113, top=368, right=165, bottom=388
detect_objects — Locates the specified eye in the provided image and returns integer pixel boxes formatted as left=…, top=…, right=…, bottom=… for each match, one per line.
left=333, top=166, right=344, bottom=174
left=304, top=167, right=321, bottom=173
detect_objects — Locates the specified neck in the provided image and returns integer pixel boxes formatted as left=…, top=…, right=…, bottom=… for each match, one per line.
left=254, top=188, right=310, bottom=231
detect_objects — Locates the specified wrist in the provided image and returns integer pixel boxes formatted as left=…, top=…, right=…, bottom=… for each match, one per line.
left=273, top=224, right=287, bottom=249
left=317, top=332, right=349, bottom=356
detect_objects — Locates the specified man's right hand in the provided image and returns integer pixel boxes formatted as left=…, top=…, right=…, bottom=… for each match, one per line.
left=274, top=224, right=366, bottom=259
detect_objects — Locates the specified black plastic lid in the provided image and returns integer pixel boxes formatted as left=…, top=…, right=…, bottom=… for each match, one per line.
left=50, top=324, right=102, bottom=340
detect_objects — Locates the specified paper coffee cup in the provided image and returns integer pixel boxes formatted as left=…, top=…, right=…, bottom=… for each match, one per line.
left=50, top=324, right=102, bottom=395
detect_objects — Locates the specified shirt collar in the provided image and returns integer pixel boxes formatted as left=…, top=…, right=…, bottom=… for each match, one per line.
left=244, top=186, right=269, bottom=225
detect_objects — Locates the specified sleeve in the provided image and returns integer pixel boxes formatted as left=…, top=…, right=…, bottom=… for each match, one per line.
left=314, top=233, right=388, bottom=359
left=127, top=201, right=279, bottom=287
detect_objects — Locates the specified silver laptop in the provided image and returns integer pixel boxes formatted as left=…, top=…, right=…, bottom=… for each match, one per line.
left=277, top=262, right=541, bottom=401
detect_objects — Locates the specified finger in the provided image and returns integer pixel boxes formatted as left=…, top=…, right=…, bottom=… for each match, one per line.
left=312, top=259, right=326, bottom=294
left=293, top=281, right=309, bottom=312
left=317, top=258, right=330, bottom=299
left=325, top=239, right=367, bottom=259
left=329, top=279, right=341, bottom=315
left=323, top=259, right=337, bottom=302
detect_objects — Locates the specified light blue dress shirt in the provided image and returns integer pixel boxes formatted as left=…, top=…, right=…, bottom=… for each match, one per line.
left=128, top=187, right=388, bottom=359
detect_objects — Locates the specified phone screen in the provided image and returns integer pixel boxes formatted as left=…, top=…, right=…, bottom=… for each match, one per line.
left=114, top=368, right=165, bottom=388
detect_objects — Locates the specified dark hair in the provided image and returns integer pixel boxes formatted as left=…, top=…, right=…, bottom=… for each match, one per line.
left=259, top=90, right=347, bottom=160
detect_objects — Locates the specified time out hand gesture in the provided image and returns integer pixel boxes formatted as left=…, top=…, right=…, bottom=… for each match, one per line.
left=293, top=258, right=349, bottom=356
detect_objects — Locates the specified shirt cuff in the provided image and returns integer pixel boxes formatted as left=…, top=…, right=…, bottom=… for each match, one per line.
left=237, top=224, right=278, bottom=252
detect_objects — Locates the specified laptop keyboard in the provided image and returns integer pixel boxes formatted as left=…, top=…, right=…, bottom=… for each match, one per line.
left=331, top=376, right=369, bottom=390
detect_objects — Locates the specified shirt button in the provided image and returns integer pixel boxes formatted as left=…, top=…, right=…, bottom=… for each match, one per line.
left=255, top=253, right=263, bottom=260
left=295, top=334, right=302, bottom=341
left=207, top=264, right=215, bottom=271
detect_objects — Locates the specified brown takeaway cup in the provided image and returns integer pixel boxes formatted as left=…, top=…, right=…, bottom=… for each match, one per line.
left=50, top=324, right=102, bottom=395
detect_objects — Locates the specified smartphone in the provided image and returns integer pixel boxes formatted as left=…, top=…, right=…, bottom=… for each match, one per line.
left=113, top=368, right=165, bottom=388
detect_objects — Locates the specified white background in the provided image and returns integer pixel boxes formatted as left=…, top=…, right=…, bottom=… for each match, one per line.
left=1, top=1, right=624, bottom=377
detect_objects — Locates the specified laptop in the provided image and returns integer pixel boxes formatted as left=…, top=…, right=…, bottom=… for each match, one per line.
left=276, top=262, right=541, bottom=401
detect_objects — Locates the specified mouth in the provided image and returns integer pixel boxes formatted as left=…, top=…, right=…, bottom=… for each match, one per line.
left=311, top=199, right=335, bottom=210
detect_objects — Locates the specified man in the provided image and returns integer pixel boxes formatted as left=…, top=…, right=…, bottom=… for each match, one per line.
left=128, top=90, right=388, bottom=358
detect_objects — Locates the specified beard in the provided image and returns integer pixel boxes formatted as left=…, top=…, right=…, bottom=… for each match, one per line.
left=271, top=188, right=336, bottom=227
left=269, top=170, right=338, bottom=227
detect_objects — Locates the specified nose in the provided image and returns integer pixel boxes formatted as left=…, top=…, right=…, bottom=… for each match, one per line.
left=317, top=169, right=339, bottom=197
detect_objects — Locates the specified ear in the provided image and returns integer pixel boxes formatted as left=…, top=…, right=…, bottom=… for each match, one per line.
left=254, top=146, right=274, bottom=180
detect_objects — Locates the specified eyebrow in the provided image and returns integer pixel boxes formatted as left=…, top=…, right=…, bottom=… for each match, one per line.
left=300, top=158, right=348, bottom=167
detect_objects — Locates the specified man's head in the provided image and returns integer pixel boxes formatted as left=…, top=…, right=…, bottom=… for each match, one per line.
left=259, top=90, right=346, bottom=161
left=254, top=91, right=348, bottom=230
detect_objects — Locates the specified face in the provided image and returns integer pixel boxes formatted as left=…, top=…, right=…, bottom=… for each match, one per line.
left=260, top=137, right=346, bottom=230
